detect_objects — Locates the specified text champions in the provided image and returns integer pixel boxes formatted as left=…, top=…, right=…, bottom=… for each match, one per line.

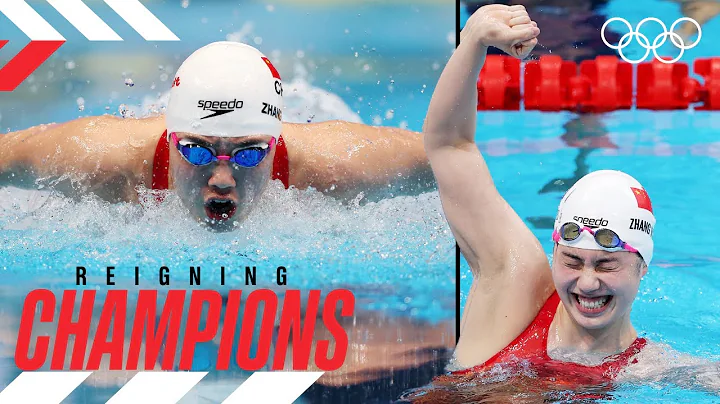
left=15, top=288, right=355, bottom=372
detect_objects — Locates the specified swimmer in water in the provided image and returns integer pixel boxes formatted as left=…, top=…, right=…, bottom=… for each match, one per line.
left=0, top=41, right=434, bottom=231
left=408, top=4, right=720, bottom=401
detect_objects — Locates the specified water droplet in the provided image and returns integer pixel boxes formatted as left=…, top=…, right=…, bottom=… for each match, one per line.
left=344, top=29, right=350, bottom=34
left=201, top=17, right=208, bottom=24
left=65, top=60, right=75, bottom=70
left=266, top=4, right=274, bottom=12
left=254, top=36, right=262, bottom=45
left=76, top=97, right=85, bottom=112
left=385, top=109, right=394, bottom=120
left=124, top=78, right=134, bottom=87
left=181, top=0, right=189, bottom=8
left=160, top=73, right=169, bottom=82
left=354, top=52, right=358, bottom=58
left=362, top=64, right=370, bottom=72
left=119, top=104, right=128, bottom=117
left=372, top=115, right=382, bottom=125
left=432, top=62, right=440, bottom=71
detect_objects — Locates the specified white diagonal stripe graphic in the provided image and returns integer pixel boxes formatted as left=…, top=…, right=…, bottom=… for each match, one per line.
left=0, top=0, right=65, bottom=41
left=103, top=0, right=179, bottom=41
left=222, top=372, right=323, bottom=404
left=0, top=372, right=91, bottom=403
left=46, top=0, right=122, bottom=41
left=106, top=372, right=208, bottom=404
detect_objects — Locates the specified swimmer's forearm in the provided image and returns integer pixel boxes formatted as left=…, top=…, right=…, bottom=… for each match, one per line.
left=423, top=33, right=487, bottom=151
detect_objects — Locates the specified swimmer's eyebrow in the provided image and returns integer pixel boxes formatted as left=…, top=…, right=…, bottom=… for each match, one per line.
left=181, top=136, right=213, bottom=147
left=182, top=136, right=267, bottom=148
left=561, top=252, right=584, bottom=262
left=594, top=257, right=620, bottom=265
left=561, top=252, right=620, bottom=266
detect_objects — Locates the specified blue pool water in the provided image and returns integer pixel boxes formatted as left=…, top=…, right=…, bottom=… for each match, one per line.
left=0, top=1, right=456, bottom=402
left=456, top=1, right=720, bottom=401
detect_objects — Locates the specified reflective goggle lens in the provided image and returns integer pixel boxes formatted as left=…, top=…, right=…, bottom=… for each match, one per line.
left=594, top=228, right=621, bottom=248
left=560, top=223, right=581, bottom=240
left=232, top=147, right=268, bottom=167
left=181, top=145, right=214, bottom=165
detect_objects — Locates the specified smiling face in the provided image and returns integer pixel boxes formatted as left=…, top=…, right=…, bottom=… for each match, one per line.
left=169, top=132, right=275, bottom=231
left=551, top=244, right=647, bottom=330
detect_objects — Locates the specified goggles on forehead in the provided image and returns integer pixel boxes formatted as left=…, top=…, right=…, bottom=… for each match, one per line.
left=552, top=222, right=639, bottom=254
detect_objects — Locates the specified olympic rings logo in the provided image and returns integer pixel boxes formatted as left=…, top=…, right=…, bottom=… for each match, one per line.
left=601, top=17, right=702, bottom=64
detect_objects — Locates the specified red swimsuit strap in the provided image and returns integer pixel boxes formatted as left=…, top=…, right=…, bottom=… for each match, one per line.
left=272, top=135, right=289, bottom=189
left=151, top=130, right=170, bottom=190
left=151, top=131, right=289, bottom=191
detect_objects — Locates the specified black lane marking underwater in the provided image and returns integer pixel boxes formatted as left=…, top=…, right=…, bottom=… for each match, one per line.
left=456, top=243, right=461, bottom=344
left=454, top=0, right=461, bottom=346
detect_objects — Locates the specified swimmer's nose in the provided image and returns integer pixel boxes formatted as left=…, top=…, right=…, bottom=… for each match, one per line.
left=576, top=269, right=601, bottom=294
left=208, top=163, right=236, bottom=191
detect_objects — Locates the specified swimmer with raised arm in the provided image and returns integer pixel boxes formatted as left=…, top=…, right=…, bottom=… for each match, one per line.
left=411, top=4, right=720, bottom=400
left=0, top=42, right=433, bottom=231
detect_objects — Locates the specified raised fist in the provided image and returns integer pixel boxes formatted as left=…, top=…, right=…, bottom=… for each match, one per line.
left=461, top=4, right=540, bottom=59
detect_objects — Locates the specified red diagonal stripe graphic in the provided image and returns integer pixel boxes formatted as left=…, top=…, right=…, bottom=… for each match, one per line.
left=0, top=40, right=65, bottom=92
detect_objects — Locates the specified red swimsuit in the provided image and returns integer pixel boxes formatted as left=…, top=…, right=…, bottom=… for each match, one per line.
left=451, top=291, right=646, bottom=385
left=150, top=130, right=290, bottom=191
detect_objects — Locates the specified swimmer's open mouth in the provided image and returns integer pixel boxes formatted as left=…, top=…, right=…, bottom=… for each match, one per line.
left=205, top=199, right=237, bottom=221
left=572, top=293, right=613, bottom=315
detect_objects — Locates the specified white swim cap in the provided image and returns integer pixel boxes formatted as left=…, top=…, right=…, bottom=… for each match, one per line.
left=553, top=170, right=655, bottom=265
left=166, top=41, right=283, bottom=138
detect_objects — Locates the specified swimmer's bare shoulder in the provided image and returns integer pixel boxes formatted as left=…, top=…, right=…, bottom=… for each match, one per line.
left=281, top=120, right=434, bottom=197
left=0, top=115, right=164, bottom=202
left=423, top=5, right=554, bottom=370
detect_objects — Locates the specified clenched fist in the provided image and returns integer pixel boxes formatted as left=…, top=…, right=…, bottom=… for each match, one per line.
left=461, top=4, right=540, bottom=59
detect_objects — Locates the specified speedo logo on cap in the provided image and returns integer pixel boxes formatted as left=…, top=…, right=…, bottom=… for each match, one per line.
left=573, top=216, right=608, bottom=228
left=197, top=99, right=244, bottom=119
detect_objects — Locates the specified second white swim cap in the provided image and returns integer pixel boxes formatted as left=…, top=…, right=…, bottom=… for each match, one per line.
left=553, top=170, right=655, bottom=265
left=166, top=41, right=284, bottom=138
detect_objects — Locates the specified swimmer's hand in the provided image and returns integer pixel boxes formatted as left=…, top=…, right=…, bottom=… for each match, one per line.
left=461, top=4, right=540, bottom=59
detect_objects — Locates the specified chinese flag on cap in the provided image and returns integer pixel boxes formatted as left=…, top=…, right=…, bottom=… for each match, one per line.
left=631, top=187, right=653, bottom=213
left=261, top=57, right=281, bottom=80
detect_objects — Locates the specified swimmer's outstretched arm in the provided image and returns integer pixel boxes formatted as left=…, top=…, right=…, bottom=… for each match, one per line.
left=0, top=116, right=162, bottom=202
left=422, top=5, right=555, bottom=368
left=282, top=120, right=436, bottom=200
left=622, top=343, right=720, bottom=395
